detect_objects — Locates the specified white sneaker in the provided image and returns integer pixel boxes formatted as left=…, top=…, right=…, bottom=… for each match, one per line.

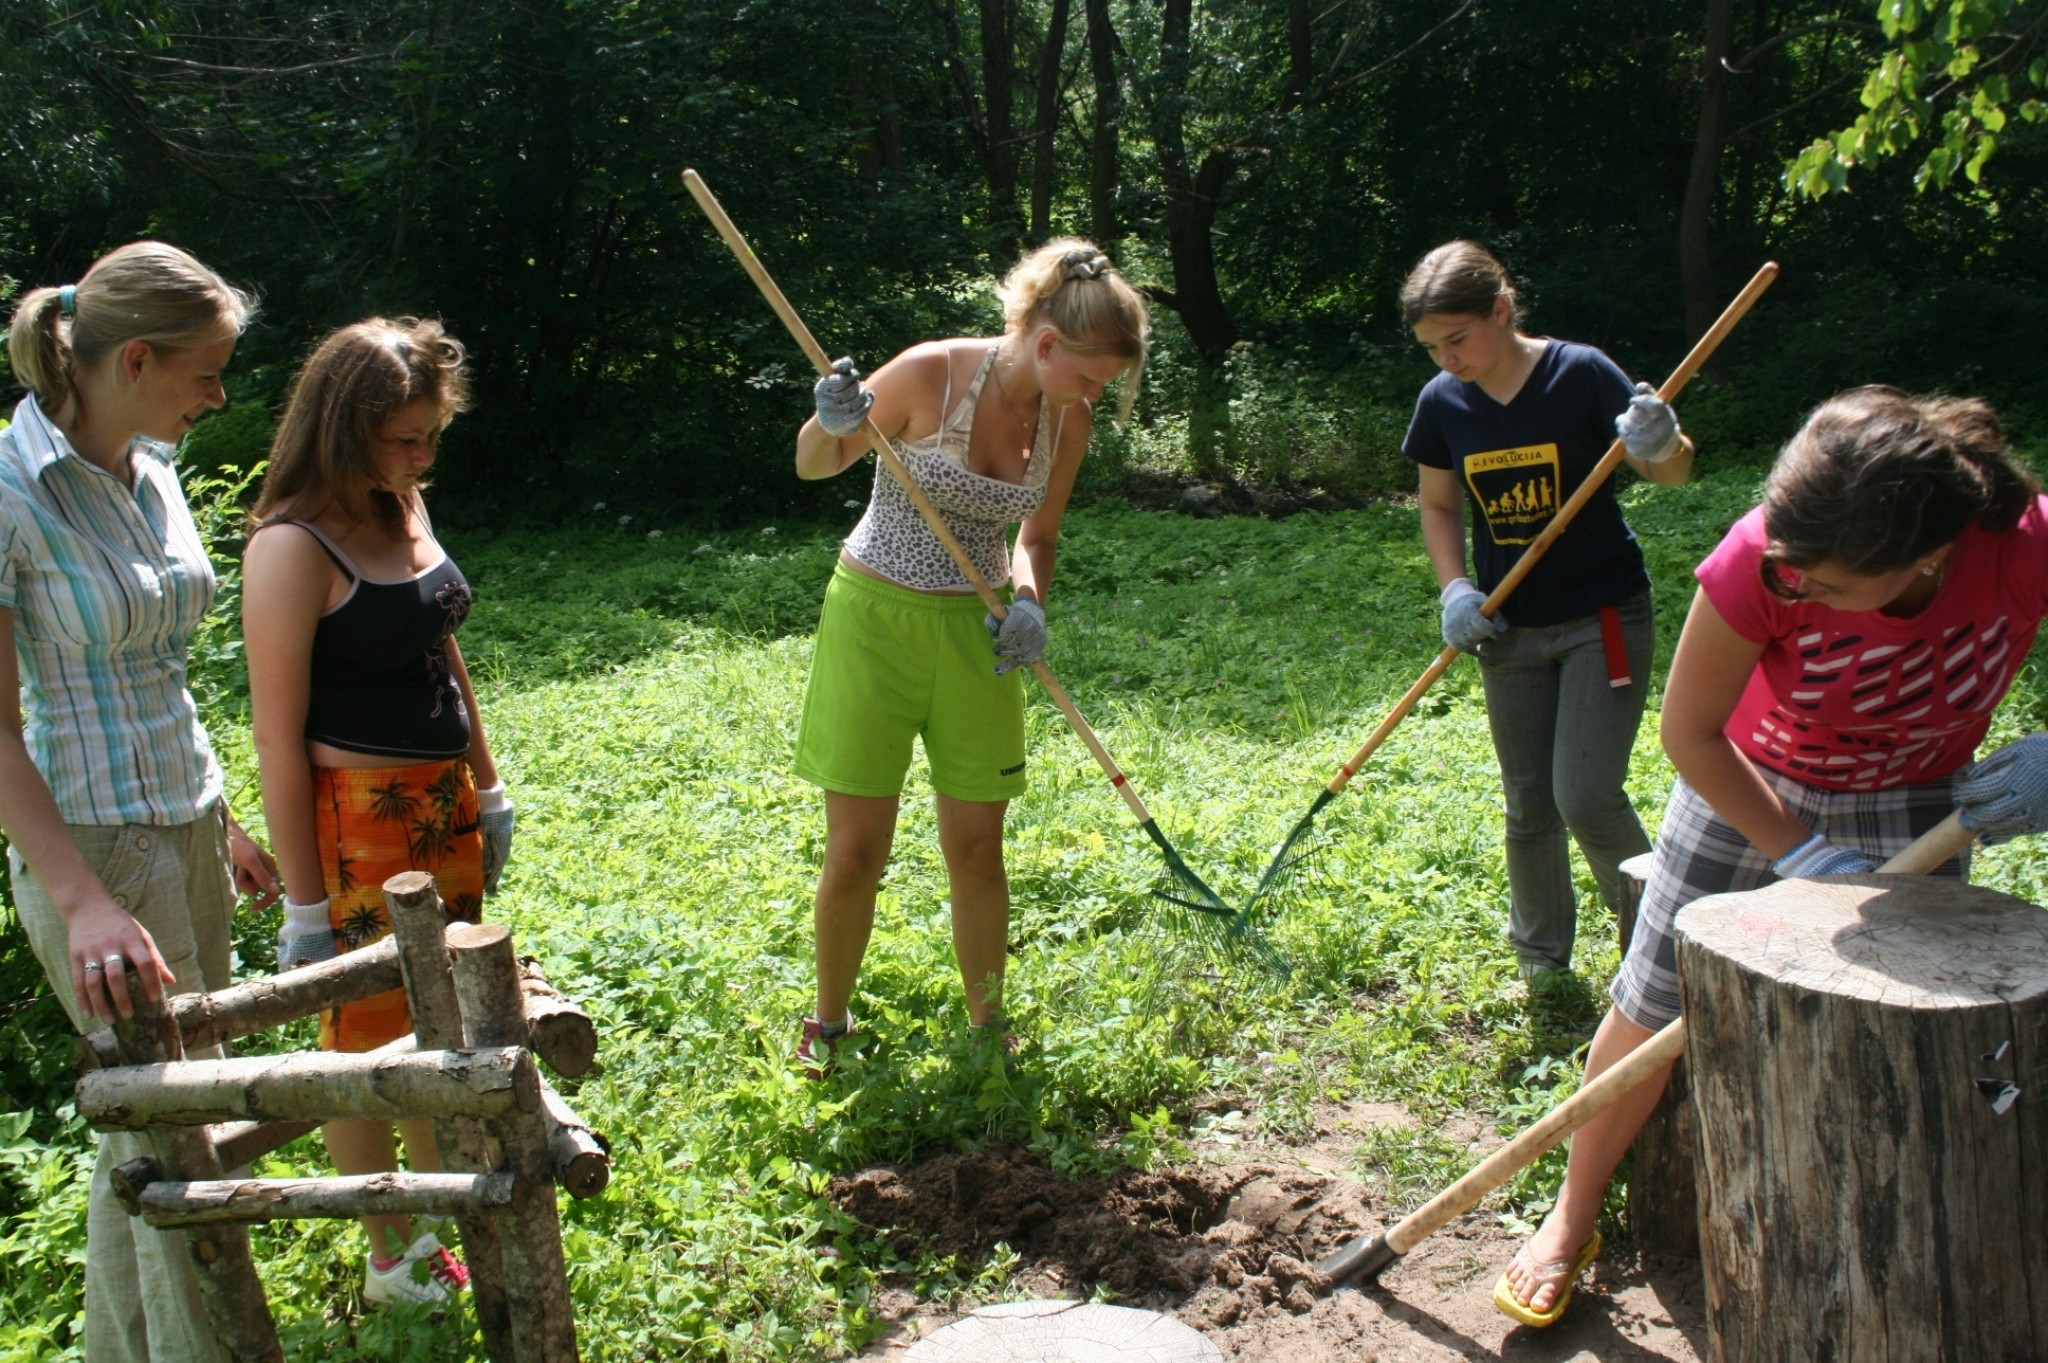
left=363, top=1230, right=470, bottom=1306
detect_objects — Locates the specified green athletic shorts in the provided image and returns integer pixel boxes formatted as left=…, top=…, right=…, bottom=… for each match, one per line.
left=795, top=563, right=1027, bottom=802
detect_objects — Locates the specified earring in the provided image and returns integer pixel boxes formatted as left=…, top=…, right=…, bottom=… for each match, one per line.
left=1922, top=564, right=1936, bottom=577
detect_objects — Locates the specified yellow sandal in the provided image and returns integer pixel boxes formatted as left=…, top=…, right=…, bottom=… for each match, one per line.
left=1492, top=1228, right=1601, bottom=1328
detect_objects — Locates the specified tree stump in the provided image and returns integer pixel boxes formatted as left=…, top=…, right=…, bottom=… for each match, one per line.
left=1674, top=875, right=2048, bottom=1361
left=1615, top=851, right=1700, bottom=1260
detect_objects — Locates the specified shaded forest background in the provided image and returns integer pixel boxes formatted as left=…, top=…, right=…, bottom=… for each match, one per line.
left=2, top=0, right=2044, bottom=523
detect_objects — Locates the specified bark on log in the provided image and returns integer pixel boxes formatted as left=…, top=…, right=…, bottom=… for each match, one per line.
left=78, top=1045, right=537, bottom=1127
left=111, top=984, right=282, bottom=1361
left=385, top=871, right=516, bottom=1363
left=451, top=922, right=581, bottom=1362
left=1614, top=850, right=1700, bottom=1260
left=171, top=939, right=404, bottom=1052
left=1675, top=875, right=2048, bottom=1360
left=537, top=1078, right=611, bottom=1199
left=137, top=1170, right=523, bottom=1227
left=519, top=958, right=598, bottom=1078
left=209, top=1119, right=321, bottom=1173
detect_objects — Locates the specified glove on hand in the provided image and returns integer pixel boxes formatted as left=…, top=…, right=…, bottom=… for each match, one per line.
left=813, top=357, right=874, bottom=437
left=1954, top=732, right=2048, bottom=845
left=984, top=598, right=1047, bottom=675
left=1616, top=381, right=1683, bottom=463
left=276, top=898, right=338, bottom=973
left=1773, top=833, right=1879, bottom=879
left=477, top=783, right=516, bottom=894
left=1440, top=578, right=1507, bottom=654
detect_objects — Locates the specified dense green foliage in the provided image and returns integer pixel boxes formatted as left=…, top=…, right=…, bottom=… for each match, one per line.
left=2, top=1, right=2044, bottom=516
left=5, top=454, right=2048, bottom=1359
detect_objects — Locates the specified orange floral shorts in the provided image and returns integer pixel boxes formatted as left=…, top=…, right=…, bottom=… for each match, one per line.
left=314, top=759, right=484, bottom=1052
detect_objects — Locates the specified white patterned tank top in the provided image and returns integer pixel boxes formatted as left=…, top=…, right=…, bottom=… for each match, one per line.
left=842, top=345, right=1065, bottom=591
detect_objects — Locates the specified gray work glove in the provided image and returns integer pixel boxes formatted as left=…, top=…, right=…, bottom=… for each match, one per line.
left=813, top=357, right=874, bottom=437
left=1954, top=732, right=2048, bottom=845
left=1615, top=381, right=1682, bottom=463
left=985, top=598, right=1047, bottom=675
left=478, top=784, right=516, bottom=894
left=277, top=897, right=338, bottom=973
left=1439, top=578, right=1507, bottom=654
left=1773, top=834, right=1879, bottom=878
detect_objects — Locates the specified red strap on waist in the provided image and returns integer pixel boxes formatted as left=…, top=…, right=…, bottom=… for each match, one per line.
left=1599, top=604, right=1632, bottom=689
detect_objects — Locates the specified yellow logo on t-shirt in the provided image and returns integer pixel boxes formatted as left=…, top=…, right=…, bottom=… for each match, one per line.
left=1464, top=443, right=1559, bottom=545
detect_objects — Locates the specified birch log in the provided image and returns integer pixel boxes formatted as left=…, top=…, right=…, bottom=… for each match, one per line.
left=78, top=1045, right=536, bottom=1127
left=384, top=871, right=516, bottom=1363
left=537, top=1078, right=611, bottom=1199
left=171, top=939, right=404, bottom=1052
left=451, top=921, right=581, bottom=1362
left=137, top=1170, right=523, bottom=1227
left=1676, top=875, right=2048, bottom=1361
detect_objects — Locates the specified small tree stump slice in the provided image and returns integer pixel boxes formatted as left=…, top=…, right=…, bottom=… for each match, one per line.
left=904, top=1300, right=1221, bottom=1361
left=1675, top=875, right=2048, bottom=1361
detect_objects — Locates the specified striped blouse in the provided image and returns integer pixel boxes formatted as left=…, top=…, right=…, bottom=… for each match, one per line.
left=0, top=395, right=223, bottom=825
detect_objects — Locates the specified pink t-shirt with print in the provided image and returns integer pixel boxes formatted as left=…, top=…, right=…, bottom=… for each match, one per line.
left=1696, top=497, right=2048, bottom=792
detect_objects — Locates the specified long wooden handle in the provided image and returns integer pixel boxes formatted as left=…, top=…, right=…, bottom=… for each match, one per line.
left=681, top=169, right=1154, bottom=824
left=1329, top=810, right=1979, bottom=1277
left=1320, top=262, right=1781, bottom=798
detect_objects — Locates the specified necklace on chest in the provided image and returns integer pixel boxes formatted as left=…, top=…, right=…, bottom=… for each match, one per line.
left=985, top=346, right=1040, bottom=456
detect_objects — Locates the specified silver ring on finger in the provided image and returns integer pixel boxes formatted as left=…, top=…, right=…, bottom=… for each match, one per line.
left=83, top=960, right=104, bottom=973
left=102, top=953, right=126, bottom=972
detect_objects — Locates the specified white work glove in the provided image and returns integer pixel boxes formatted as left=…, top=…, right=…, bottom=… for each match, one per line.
left=985, top=598, right=1047, bottom=675
left=477, top=782, right=516, bottom=894
left=1954, top=732, right=2048, bottom=845
left=813, top=357, right=874, bottom=437
left=1440, top=578, right=1507, bottom=654
left=276, top=898, right=338, bottom=972
left=1616, top=382, right=1682, bottom=463
left=1772, top=834, right=1879, bottom=878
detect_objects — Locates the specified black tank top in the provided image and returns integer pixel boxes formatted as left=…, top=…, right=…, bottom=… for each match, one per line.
left=286, top=521, right=474, bottom=760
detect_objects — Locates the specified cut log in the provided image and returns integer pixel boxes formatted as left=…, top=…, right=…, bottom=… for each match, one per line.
left=450, top=922, right=580, bottom=1362
left=171, top=939, right=404, bottom=1052
left=537, top=1078, right=611, bottom=1199
left=1613, top=850, right=1700, bottom=1260
left=208, top=1119, right=320, bottom=1173
left=519, top=958, right=598, bottom=1079
left=77, top=1045, right=537, bottom=1127
left=1675, top=875, right=2048, bottom=1360
left=111, top=984, right=282, bottom=1361
left=136, top=1170, right=523, bottom=1227
left=384, top=872, right=516, bottom=1363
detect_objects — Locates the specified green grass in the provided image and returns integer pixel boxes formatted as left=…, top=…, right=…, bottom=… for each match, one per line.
left=5, top=458, right=2048, bottom=1360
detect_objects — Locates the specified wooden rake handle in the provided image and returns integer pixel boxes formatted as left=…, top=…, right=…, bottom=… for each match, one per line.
left=1320, top=262, right=1781, bottom=798
left=682, top=169, right=1155, bottom=824
left=1322, top=810, right=1977, bottom=1280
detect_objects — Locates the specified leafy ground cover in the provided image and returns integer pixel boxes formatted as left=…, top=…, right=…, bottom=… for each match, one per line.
left=5, top=457, right=2047, bottom=1360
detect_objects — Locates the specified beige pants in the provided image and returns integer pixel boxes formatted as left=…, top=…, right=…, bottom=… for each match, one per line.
left=13, top=808, right=236, bottom=1363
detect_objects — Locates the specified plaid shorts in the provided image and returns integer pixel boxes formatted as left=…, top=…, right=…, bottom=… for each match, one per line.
left=1608, top=767, right=1968, bottom=1030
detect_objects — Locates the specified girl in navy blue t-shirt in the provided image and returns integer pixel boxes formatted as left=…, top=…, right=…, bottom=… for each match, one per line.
left=1400, top=240, right=1695, bottom=984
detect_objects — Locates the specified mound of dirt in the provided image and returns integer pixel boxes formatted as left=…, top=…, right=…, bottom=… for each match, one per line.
left=834, top=1146, right=1707, bottom=1361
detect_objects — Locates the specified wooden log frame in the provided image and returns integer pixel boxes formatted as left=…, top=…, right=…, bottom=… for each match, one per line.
left=1612, top=851, right=1700, bottom=1260
left=450, top=921, right=580, bottom=1362
left=520, top=958, right=598, bottom=1078
left=1676, top=875, right=2048, bottom=1360
left=77, top=1045, right=538, bottom=1128
left=111, top=984, right=284, bottom=1362
left=385, top=871, right=518, bottom=1363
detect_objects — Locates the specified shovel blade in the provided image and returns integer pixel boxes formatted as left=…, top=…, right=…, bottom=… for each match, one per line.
left=1315, top=1231, right=1400, bottom=1289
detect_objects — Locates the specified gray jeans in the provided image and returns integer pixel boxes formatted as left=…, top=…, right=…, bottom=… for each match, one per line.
left=12, top=810, right=235, bottom=1363
left=1476, top=592, right=1655, bottom=973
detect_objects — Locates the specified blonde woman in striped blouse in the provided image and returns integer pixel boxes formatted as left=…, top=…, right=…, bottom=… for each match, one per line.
left=2, top=242, right=277, bottom=1362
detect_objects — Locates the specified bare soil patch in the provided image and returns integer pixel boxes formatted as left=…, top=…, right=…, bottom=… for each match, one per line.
left=836, top=1143, right=1706, bottom=1361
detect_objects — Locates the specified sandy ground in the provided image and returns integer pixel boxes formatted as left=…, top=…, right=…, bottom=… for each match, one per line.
left=838, top=1111, right=1706, bottom=1362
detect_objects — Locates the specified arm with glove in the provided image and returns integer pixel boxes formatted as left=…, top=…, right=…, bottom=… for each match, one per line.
left=989, top=393, right=1094, bottom=674
left=1615, top=381, right=1695, bottom=486
left=1955, top=733, right=2048, bottom=844
left=1418, top=466, right=1507, bottom=654
left=445, top=637, right=515, bottom=895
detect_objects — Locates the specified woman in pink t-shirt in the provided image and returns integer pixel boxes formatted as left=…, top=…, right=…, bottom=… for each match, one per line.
left=1495, top=386, right=2048, bottom=1327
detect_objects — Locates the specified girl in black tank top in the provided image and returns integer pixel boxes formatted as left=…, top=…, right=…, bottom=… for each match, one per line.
left=242, top=318, right=510, bottom=1302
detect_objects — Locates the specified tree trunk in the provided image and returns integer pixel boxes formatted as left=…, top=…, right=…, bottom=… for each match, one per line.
left=979, top=0, right=1025, bottom=253
left=1152, top=0, right=1240, bottom=378
left=1676, top=875, right=2048, bottom=1360
left=1680, top=0, right=1737, bottom=343
left=1613, top=853, right=1700, bottom=1259
left=1084, top=0, right=1119, bottom=243
left=1028, top=0, right=1072, bottom=239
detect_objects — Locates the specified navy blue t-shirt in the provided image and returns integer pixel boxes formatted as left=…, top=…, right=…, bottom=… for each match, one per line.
left=1402, top=340, right=1649, bottom=628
